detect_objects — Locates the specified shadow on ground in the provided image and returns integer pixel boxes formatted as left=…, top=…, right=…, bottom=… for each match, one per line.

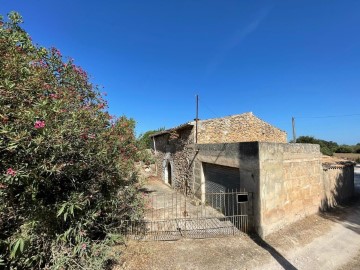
left=319, top=194, right=360, bottom=235
left=250, top=234, right=298, bottom=270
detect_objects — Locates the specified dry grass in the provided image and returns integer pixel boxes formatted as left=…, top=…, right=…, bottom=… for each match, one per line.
left=334, top=153, right=360, bottom=162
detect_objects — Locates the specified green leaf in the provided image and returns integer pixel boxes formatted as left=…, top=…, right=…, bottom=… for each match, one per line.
left=10, top=238, right=22, bottom=259
left=57, top=202, right=67, bottom=217
left=19, top=238, right=25, bottom=253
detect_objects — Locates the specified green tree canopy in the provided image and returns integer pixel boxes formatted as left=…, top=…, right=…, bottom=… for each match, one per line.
left=137, top=127, right=165, bottom=149
left=296, top=136, right=360, bottom=156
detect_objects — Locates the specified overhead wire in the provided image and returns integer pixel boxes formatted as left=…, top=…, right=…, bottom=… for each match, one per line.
left=295, top=113, right=360, bottom=119
left=198, top=97, right=221, bottom=119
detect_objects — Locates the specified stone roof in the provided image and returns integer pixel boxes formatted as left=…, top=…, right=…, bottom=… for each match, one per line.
left=150, top=112, right=278, bottom=138
left=194, top=112, right=286, bottom=133
left=150, top=122, right=193, bottom=137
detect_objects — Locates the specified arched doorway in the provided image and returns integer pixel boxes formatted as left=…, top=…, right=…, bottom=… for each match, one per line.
left=167, top=162, right=172, bottom=186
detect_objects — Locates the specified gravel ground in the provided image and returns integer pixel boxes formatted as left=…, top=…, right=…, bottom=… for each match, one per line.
left=115, top=213, right=336, bottom=270
left=115, top=171, right=360, bottom=270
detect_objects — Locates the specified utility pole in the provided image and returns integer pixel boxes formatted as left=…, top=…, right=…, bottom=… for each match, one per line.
left=195, top=95, right=199, bottom=144
left=292, top=117, right=296, bottom=143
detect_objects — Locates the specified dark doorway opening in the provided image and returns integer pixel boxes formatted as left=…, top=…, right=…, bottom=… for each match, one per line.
left=167, top=163, right=172, bottom=186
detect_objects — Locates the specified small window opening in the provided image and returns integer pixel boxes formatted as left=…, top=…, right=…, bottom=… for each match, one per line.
left=237, top=194, right=248, bottom=203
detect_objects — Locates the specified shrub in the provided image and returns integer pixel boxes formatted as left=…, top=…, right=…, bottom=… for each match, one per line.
left=319, top=144, right=333, bottom=156
left=0, top=12, right=143, bottom=269
left=137, top=127, right=165, bottom=149
left=335, top=145, right=353, bottom=153
left=135, top=149, right=155, bottom=165
left=296, top=136, right=335, bottom=156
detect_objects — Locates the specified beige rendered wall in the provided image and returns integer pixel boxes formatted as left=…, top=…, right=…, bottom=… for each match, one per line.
left=258, top=143, right=323, bottom=238
left=197, top=113, right=287, bottom=144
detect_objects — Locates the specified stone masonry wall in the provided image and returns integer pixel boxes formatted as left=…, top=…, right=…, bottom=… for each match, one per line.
left=258, top=143, right=322, bottom=237
left=321, top=164, right=354, bottom=209
left=152, top=133, right=168, bottom=180
left=153, top=128, right=196, bottom=193
left=197, top=113, right=287, bottom=144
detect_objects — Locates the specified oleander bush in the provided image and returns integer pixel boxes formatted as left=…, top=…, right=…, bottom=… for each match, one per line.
left=0, top=12, right=143, bottom=269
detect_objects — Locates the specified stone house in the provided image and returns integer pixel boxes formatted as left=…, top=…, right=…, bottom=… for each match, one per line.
left=150, top=112, right=286, bottom=191
left=150, top=112, right=354, bottom=238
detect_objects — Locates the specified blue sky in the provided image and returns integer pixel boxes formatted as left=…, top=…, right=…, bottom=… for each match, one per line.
left=1, top=0, right=360, bottom=144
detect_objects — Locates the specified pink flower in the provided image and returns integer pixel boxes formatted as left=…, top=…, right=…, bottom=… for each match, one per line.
left=81, top=243, right=87, bottom=250
left=49, top=93, right=58, bottom=99
left=6, top=168, right=16, bottom=176
left=51, top=47, right=62, bottom=57
left=0, top=183, right=7, bottom=189
left=34, top=120, right=45, bottom=129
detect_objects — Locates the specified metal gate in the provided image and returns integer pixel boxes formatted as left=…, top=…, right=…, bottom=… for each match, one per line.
left=123, top=190, right=253, bottom=241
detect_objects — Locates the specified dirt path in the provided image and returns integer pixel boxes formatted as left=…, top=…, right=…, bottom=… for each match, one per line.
left=254, top=203, right=360, bottom=270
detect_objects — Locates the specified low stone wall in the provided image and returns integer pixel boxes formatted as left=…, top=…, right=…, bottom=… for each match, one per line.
left=321, top=164, right=354, bottom=209
left=197, top=113, right=287, bottom=144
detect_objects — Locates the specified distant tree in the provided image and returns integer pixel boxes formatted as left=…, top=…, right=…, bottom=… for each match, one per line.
left=295, top=136, right=317, bottom=144
left=296, top=136, right=360, bottom=155
left=318, top=142, right=333, bottom=156
left=296, top=136, right=338, bottom=156
left=137, top=127, right=165, bottom=149
left=335, top=145, right=353, bottom=153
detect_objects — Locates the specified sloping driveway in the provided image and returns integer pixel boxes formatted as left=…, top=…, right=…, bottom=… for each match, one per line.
left=118, top=168, right=360, bottom=270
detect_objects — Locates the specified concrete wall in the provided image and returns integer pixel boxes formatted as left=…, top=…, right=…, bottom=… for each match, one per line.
left=258, top=143, right=322, bottom=237
left=197, top=113, right=287, bottom=144
left=257, top=143, right=355, bottom=238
